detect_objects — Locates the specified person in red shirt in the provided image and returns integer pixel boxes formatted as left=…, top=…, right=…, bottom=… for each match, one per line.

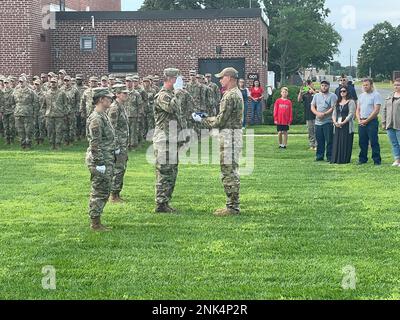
left=250, top=80, right=264, bottom=125
left=274, top=87, right=293, bottom=149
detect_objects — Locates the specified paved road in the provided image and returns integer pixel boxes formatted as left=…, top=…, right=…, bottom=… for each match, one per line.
left=331, top=83, right=392, bottom=99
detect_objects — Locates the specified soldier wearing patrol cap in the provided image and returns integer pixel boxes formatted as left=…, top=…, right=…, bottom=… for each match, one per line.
left=62, top=75, right=80, bottom=145
left=108, top=75, right=116, bottom=89
left=79, top=76, right=99, bottom=130
left=42, top=77, right=68, bottom=150
left=86, top=87, right=116, bottom=231
left=132, top=75, right=148, bottom=143
left=193, top=67, right=244, bottom=216
left=58, top=69, right=67, bottom=88
left=32, top=79, right=46, bottom=144
left=153, top=68, right=186, bottom=213
left=0, top=76, right=4, bottom=138
left=11, top=76, right=39, bottom=149
left=107, top=84, right=130, bottom=203
left=125, top=76, right=142, bottom=150
left=0, top=77, right=16, bottom=144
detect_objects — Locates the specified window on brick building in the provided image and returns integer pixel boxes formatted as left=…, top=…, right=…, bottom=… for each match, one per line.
left=80, top=36, right=96, bottom=51
left=108, top=36, right=137, bottom=73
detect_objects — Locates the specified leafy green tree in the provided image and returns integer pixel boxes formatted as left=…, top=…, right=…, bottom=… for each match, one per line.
left=140, top=0, right=259, bottom=10
left=357, top=21, right=400, bottom=79
left=264, top=0, right=341, bottom=83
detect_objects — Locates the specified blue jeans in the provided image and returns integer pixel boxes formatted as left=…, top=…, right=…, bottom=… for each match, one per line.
left=251, top=100, right=262, bottom=125
left=315, top=123, right=333, bottom=161
left=359, top=118, right=381, bottom=164
left=243, top=101, right=249, bottom=127
left=387, top=128, right=400, bottom=161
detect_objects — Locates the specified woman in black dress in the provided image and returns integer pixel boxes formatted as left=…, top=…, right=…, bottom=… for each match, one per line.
left=331, top=88, right=356, bottom=164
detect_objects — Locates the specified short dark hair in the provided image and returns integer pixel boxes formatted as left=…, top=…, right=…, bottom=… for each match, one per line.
left=306, top=80, right=312, bottom=85
left=363, top=78, right=374, bottom=85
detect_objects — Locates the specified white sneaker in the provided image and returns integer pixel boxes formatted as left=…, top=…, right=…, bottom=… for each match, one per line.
left=392, top=162, right=400, bottom=167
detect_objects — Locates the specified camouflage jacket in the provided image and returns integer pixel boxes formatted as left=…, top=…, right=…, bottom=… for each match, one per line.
left=175, top=89, right=194, bottom=126
left=125, top=88, right=142, bottom=118
left=63, top=86, right=81, bottom=114
left=154, top=87, right=185, bottom=140
left=186, top=81, right=205, bottom=112
left=203, top=87, right=244, bottom=130
left=86, top=110, right=116, bottom=166
left=33, top=88, right=45, bottom=116
left=12, top=86, right=38, bottom=117
left=209, top=82, right=221, bottom=107
left=80, top=87, right=95, bottom=118
left=107, top=100, right=129, bottom=152
left=135, top=86, right=148, bottom=116
left=42, top=88, right=68, bottom=118
left=144, top=87, right=157, bottom=114
left=1, top=88, right=14, bottom=115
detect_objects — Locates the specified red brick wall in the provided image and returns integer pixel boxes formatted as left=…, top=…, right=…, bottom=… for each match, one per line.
left=51, top=17, right=268, bottom=85
left=41, top=0, right=121, bottom=11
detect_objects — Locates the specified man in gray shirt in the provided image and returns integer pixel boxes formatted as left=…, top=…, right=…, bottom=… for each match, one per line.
left=356, top=79, right=383, bottom=165
left=311, top=80, right=338, bottom=161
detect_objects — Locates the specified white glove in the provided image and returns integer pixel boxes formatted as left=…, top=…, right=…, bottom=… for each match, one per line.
left=96, top=165, right=106, bottom=174
left=192, top=113, right=203, bottom=123
left=115, top=149, right=121, bottom=155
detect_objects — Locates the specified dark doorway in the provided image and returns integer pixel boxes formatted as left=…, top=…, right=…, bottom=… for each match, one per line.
left=198, top=58, right=245, bottom=86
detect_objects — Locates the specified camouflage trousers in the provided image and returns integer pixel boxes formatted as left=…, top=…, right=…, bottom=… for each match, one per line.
left=34, top=114, right=46, bottom=141
left=154, top=148, right=179, bottom=205
left=111, top=151, right=128, bottom=194
left=145, top=111, right=155, bottom=138
left=0, top=118, right=3, bottom=137
left=138, top=114, right=145, bottom=143
left=128, top=117, right=138, bottom=148
left=46, top=117, right=64, bottom=145
left=88, top=164, right=114, bottom=218
left=15, top=116, right=34, bottom=146
left=64, top=113, right=76, bottom=143
left=2, top=113, right=15, bottom=140
left=219, top=130, right=242, bottom=211
left=77, top=114, right=86, bottom=139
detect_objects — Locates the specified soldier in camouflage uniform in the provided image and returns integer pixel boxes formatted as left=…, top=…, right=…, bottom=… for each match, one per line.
left=196, top=74, right=214, bottom=115
left=142, top=77, right=157, bottom=137
left=79, top=76, right=98, bottom=135
left=32, top=79, right=46, bottom=144
left=0, top=76, right=4, bottom=139
left=125, top=76, right=142, bottom=150
left=205, top=73, right=222, bottom=114
left=62, top=75, right=80, bottom=145
left=86, top=88, right=116, bottom=231
left=42, top=78, right=68, bottom=150
left=11, top=76, right=38, bottom=149
left=107, top=84, right=130, bottom=203
left=153, top=68, right=187, bottom=213
left=194, top=68, right=244, bottom=216
left=0, top=78, right=16, bottom=144
left=150, top=76, right=161, bottom=94
left=133, top=75, right=148, bottom=143
left=75, top=74, right=88, bottom=140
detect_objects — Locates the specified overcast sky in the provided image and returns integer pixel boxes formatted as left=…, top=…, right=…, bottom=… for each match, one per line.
left=121, top=0, right=400, bottom=67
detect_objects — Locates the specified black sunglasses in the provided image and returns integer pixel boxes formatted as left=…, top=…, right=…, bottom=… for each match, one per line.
left=340, top=90, right=347, bottom=93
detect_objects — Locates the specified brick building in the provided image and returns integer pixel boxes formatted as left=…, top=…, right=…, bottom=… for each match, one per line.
left=52, top=8, right=269, bottom=84
left=0, top=0, right=120, bottom=76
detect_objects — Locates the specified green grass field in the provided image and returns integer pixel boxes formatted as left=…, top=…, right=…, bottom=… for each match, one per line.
left=1, top=127, right=400, bottom=300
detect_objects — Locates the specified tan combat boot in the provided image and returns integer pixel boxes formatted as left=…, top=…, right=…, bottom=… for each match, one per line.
left=90, top=217, right=112, bottom=232
left=214, top=207, right=240, bottom=217
left=110, top=192, right=123, bottom=204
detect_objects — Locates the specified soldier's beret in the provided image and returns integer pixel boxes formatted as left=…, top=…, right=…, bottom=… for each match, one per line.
left=164, top=68, right=180, bottom=78
left=215, top=67, right=239, bottom=79
left=93, top=88, right=114, bottom=100
left=112, top=84, right=129, bottom=94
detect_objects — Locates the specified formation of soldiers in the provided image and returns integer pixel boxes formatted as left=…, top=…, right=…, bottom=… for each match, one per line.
left=0, top=69, right=220, bottom=150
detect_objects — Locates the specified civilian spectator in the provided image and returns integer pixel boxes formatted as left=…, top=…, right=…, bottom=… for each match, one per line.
left=335, top=75, right=358, bottom=101
left=381, top=78, right=400, bottom=167
left=274, top=87, right=293, bottom=149
left=356, top=79, right=383, bottom=165
left=298, top=80, right=317, bottom=150
left=331, top=87, right=356, bottom=164
left=239, top=79, right=250, bottom=129
left=250, top=80, right=264, bottom=125
left=311, top=80, right=338, bottom=162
